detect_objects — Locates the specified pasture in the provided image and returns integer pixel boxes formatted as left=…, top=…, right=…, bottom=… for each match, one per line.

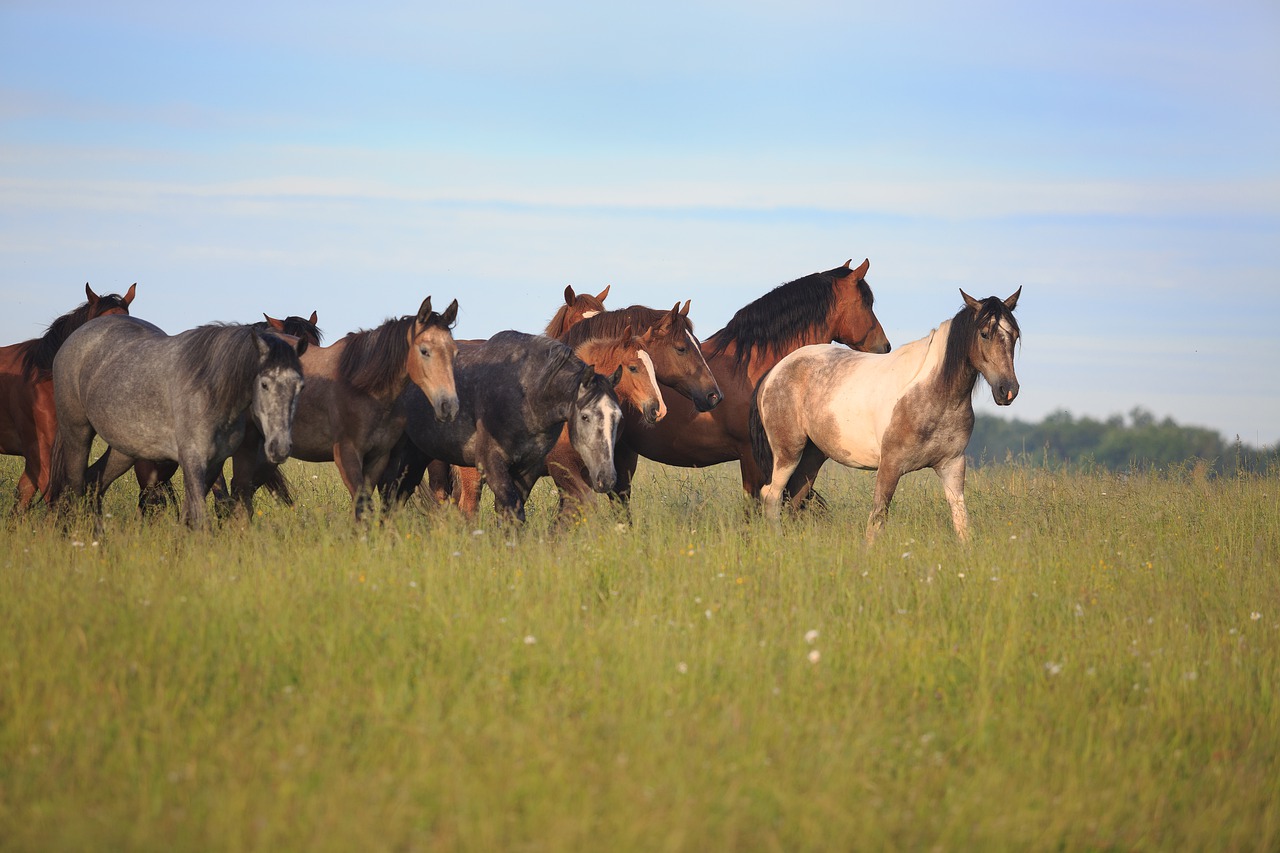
left=1, top=455, right=1277, bottom=851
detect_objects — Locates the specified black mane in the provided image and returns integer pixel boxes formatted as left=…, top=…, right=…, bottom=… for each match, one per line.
left=179, top=325, right=300, bottom=414
left=705, top=265, right=871, bottom=369
left=561, top=305, right=695, bottom=349
left=20, top=292, right=133, bottom=381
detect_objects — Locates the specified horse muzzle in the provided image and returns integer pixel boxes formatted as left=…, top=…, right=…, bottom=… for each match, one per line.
left=593, top=469, right=618, bottom=493
left=434, top=394, right=460, bottom=422
left=993, top=380, right=1020, bottom=406
left=642, top=402, right=664, bottom=425
left=694, top=388, right=722, bottom=412
left=265, top=438, right=292, bottom=464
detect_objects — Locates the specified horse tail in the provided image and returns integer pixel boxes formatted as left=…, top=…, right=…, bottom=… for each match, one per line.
left=748, top=375, right=773, bottom=487
left=263, top=466, right=294, bottom=506
left=46, top=432, right=70, bottom=506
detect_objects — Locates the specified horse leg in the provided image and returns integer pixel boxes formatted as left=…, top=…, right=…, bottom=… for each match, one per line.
left=784, top=441, right=830, bottom=512
left=377, top=435, right=427, bottom=507
left=546, top=439, right=591, bottom=528
left=135, top=460, right=179, bottom=514
left=91, top=448, right=139, bottom=526
left=935, top=455, right=970, bottom=543
left=866, top=465, right=905, bottom=545
left=611, top=442, right=640, bottom=509
left=48, top=422, right=95, bottom=508
left=452, top=465, right=483, bottom=518
left=482, top=461, right=526, bottom=524
left=20, top=386, right=59, bottom=509
left=176, top=453, right=213, bottom=530
left=333, top=441, right=372, bottom=521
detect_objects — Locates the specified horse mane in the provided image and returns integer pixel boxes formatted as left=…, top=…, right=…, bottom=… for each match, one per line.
left=179, top=325, right=298, bottom=414
left=561, top=305, right=695, bottom=349
left=544, top=304, right=578, bottom=338
left=20, top=293, right=133, bottom=381
left=940, top=296, right=1021, bottom=391
left=704, top=265, right=873, bottom=369
left=337, top=315, right=416, bottom=396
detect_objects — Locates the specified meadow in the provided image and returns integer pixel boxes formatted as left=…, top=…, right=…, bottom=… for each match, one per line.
left=1, top=455, right=1277, bottom=851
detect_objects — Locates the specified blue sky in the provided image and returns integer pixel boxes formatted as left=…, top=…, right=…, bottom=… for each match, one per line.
left=3, top=0, right=1278, bottom=445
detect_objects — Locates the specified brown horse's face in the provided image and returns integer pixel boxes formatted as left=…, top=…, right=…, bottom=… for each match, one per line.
left=640, top=302, right=722, bottom=412
left=563, top=284, right=609, bottom=327
left=613, top=336, right=666, bottom=425
left=963, top=288, right=1021, bottom=406
left=831, top=260, right=890, bottom=354
left=407, top=297, right=460, bottom=422
left=87, top=282, right=137, bottom=319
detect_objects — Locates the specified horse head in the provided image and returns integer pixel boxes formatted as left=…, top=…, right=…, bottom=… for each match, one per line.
left=831, top=259, right=890, bottom=354
left=408, top=296, right=461, bottom=422
left=642, top=301, right=722, bottom=412
left=567, top=360, right=622, bottom=493
left=251, top=331, right=307, bottom=464
left=960, top=287, right=1021, bottom=406
left=86, top=282, right=137, bottom=319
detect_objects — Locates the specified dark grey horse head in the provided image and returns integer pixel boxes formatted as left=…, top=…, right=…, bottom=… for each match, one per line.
left=251, top=332, right=307, bottom=463
left=566, top=360, right=623, bottom=493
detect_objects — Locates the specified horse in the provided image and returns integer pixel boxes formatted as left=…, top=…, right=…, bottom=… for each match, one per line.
left=229, top=297, right=460, bottom=521
left=384, top=331, right=624, bottom=524
left=544, top=284, right=610, bottom=337
left=132, top=311, right=324, bottom=512
left=750, top=288, right=1022, bottom=543
left=613, top=259, right=890, bottom=504
left=47, top=317, right=306, bottom=530
left=435, top=326, right=666, bottom=521
left=0, top=282, right=136, bottom=510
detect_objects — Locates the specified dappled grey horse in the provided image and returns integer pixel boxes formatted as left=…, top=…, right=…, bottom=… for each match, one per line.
left=48, top=316, right=306, bottom=529
left=382, top=330, right=623, bottom=523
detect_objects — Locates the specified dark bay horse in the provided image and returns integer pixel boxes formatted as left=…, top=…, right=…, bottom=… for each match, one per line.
left=0, top=282, right=136, bottom=509
left=133, top=311, right=324, bottom=511
left=751, top=289, right=1021, bottom=542
left=232, top=298, right=460, bottom=521
left=445, top=326, right=666, bottom=521
left=48, top=317, right=305, bottom=529
left=385, top=331, right=623, bottom=524
left=615, top=259, right=890, bottom=503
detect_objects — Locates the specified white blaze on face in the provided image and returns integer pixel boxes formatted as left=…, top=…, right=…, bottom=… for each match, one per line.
left=581, top=310, right=601, bottom=319
left=636, top=350, right=666, bottom=420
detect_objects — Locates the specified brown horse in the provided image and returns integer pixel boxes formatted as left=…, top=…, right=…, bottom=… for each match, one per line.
left=614, top=259, right=890, bottom=502
left=446, top=325, right=667, bottom=520
left=235, top=297, right=459, bottom=520
left=544, top=284, right=610, bottom=337
left=0, top=283, right=136, bottom=509
left=752, top=289, right=1021, bottom=542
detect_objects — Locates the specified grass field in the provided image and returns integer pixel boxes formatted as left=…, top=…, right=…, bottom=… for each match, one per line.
left=1, top=455, right=1277, bottom=851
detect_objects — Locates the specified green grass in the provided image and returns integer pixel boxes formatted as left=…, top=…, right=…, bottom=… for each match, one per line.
left=1, top=457, right=1277, bottom=851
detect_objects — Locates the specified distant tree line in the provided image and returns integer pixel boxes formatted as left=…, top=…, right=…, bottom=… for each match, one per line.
left=967, top=408, right=1279, bottom=474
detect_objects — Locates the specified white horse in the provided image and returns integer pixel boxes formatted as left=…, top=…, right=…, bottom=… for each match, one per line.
left=750, top=289, right=1021, bottom=542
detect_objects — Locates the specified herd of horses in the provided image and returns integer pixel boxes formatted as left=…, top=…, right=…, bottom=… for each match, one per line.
left=0, top=261, right=1022, bottom=541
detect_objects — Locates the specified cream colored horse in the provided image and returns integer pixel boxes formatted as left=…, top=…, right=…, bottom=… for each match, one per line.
left=751, top=289, right=1021, bottom=543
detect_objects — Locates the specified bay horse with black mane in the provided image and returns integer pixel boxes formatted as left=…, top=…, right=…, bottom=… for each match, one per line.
left=48, top=317, right=305, bottom=530
left=229, top=297, right=459, bottom=521
left=0, top=282, right=136, bottom=510
left=613, top=259, right=890, bottom=503
left=384, top=331, right=624, bottom=524
left=751, top=288, right=1021, bottom=542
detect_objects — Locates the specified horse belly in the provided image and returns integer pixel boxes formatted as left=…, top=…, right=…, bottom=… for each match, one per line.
left=820, top=405, right=884, bottom=470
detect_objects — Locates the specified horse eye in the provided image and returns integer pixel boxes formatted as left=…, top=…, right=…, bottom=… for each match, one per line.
left=980, top=330, right=990, bottom=340
left=260, top=380, right=269, bottom=390
left=419, top=347, right=430, bottom=357
left=628, top=365, right=638, bottom=373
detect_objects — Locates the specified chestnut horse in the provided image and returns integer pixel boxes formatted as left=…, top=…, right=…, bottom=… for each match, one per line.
left=0, top=283, right=136, bottom=509
left=544, top=284, right=610, bottom=337
left=615, top=259, right=890, bottom=502
left=751, top=289, right=1021, bottom=542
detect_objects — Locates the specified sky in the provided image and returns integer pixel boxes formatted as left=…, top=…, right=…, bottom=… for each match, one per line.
left=2, top=0, right=1278, bottom=446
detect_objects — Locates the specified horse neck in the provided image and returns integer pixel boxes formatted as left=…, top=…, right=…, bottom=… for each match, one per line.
left=544, top=305, right=570, bottom=337
left=917, top=319, right=979, bottom=402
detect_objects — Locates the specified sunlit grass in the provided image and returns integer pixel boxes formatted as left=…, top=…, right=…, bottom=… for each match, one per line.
left=1, top=455, right=1277, bottom=850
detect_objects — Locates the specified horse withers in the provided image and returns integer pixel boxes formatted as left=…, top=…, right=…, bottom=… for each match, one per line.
left=751, top=288, right=1021, bottom=543
left=48, top=316, right=305, bottom=530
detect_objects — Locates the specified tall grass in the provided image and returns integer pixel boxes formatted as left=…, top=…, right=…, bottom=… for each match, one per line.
left=1, top=457, right=1277, bottom=851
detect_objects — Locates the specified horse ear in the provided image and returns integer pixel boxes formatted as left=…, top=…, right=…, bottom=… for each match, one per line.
left=564, top=285, right=576, bottom=306
left=416, top=296, right=433, bottom=324
left=679, top=299, right=690, bottom=317
left=595, top=284, right=611, bottom=303
left=123, top=283, right=137, bottom=305
left=851, top=258, right=870, bottom=279
left=253, top=331, right=271, bottom=359
left=620, top=324, right=633, bottom=340
left=309, top=311, right=318, bottom=324
left=1003, top=287, right=1022, bottom=311
left=960, top=289, right=981, bottom=311
left=85, top=282, right=97, bottom=304
left=609, top=365, right=623, bottom=387
left=439, top=298, right=459, bottom=328
left=294, top=337, right=310, bottom=356
left=580, top=362, right=598, bottom=388
left=264, top=314, right=286, bottom=332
